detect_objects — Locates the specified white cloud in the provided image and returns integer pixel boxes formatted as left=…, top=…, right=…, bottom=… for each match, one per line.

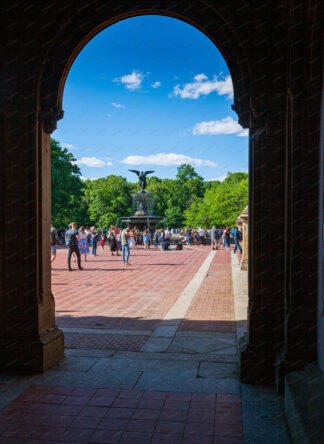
left=172, top=74, right=233, bottom=100
left=80, top=176, right=98, bottom=181
left=194, top=73, right=208, bottom=82
left=151, top=81, right=161, bottom=89
left=112, top=102, right=125, bottom=109
left=106, top=113, right=112, bottom=118
left=122, top=153, right=217, bottom=167
left=74, top=157, right=107, bottom=168
left=113, top=70, right=145, bottom=90
left=106, top=161, right=113, bottom=166
left=62, top=143, right=76, bottom=149
left=209, top=175, right=227, bottom=182
left=192, top=116, right=248, bottom=137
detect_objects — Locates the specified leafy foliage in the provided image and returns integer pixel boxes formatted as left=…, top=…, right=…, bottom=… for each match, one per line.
left=184, top=172, right=248, bottom=227
left=51, top=140, right=248, bottom=229
left=84, top=176, right=134, bottom=228
left=51, top=139, right=84, bottom=227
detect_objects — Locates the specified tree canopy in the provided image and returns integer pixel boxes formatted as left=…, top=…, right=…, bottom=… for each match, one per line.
left=51, top=139, right=248, bottom=229
left=51, top=139, right=84, bottom=227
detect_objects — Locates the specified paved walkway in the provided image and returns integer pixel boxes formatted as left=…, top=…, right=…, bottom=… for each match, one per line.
left=0, top=245, right=290, bottom=443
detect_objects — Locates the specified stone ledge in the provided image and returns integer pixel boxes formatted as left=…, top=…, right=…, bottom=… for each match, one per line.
left=285, top=366, right=324, bottom=444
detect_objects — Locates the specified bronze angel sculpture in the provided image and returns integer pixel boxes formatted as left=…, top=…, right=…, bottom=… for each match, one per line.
left=129, top=170, right=155, bottom=191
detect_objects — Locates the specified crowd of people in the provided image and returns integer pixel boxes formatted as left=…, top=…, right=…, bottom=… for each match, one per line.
left=50, top=222, right=243, bottom=271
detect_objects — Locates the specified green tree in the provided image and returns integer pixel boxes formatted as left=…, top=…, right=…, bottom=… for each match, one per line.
left=184, top=172, right=248, bottom=228
left=51, top=138, right=84, bottom=227
left=84, top=175, right=133, bottom=228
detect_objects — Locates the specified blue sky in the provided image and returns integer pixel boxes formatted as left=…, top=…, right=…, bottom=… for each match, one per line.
left=53, top=15, right=248, bottom=182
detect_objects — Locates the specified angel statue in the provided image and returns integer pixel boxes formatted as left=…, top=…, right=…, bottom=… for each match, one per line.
left=129, top=170, right=155, bottom=191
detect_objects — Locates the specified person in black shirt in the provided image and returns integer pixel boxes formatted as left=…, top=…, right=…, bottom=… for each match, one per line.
left=65, top=222, right=83, bottom=271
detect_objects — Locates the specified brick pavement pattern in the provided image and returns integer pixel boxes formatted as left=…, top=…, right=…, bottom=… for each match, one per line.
left=180, top=251, right=234, bottom=333
left=64, top=332, right=148, bottom=351
left=52, top=247, right=210, bottom=332
left=0, top=384, right=243, bottom=443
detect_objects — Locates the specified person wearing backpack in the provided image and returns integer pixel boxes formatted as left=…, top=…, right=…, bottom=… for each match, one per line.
left=65, top=222, right=83, bottom=271
left=50, top=221, right=59, bottom=269
left=233, top=226, right=243, bottom=254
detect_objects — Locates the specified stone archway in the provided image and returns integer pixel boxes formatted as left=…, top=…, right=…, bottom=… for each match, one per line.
left=1, top=1, right=322, bottom=390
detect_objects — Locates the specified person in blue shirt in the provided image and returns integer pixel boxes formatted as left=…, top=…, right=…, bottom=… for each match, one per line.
left=90, top=226, right=99, bottom=256
left=143, top=229, right=151, bottom=250
left=65, top=222, right=83, bottom=271
left=153, top=229, right=160, bottom=249
left=233, top=226, right=243, bottom=254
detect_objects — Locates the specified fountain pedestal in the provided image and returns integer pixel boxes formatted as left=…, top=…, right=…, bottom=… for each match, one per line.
left=120, top=190, right=163, bottom=231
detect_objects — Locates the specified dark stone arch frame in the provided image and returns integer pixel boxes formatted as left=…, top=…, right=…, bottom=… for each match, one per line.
left=0, top=1, right=322, bottom=389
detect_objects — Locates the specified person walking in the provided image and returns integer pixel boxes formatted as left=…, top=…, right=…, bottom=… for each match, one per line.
left=233, top=226, right=243, bottom=254
left=210, top=225, right=218, bottom=250
left=50, top=221, right=59, bottom=269
left=116, top=230, right=122, bottom=253
left=65, top=222, right=83, bottom=271
left=160, top=228, right=166, bottom=251
left=134, top=230, right=140, bottom=250
left=143, top=229, right=151, bottom=250
left=224, top=226, right=231, bottom=251
left=90, top=226, right=99, bottom=256
left=78, top=225, right=89, bottom=262
left=121, top=227, right=131, bottom=267
left=198, top=226, right=206, bottom=245
left=153, top=229, right=160, bottom=249
left=100, top=230, right=105, bottom=251
left=186, top=226, right=192, bottom=245
left=108, top=229, right=118, bottom=256
left=165, top=227, right=171, bottom=249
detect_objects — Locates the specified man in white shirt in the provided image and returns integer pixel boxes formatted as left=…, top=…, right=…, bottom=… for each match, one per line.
left=198, top=227, right=205, bottom=245
left=165, top=227, right=171, bottom=248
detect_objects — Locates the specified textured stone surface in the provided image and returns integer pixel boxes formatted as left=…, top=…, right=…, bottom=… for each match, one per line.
left=0, top=385, right=244, bottom=443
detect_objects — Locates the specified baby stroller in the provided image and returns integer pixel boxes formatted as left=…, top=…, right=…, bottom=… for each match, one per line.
left=176, top=240, right=183, bottom=250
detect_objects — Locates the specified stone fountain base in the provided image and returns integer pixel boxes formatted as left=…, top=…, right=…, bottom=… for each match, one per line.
left=119, top=215, right=163, bottom=231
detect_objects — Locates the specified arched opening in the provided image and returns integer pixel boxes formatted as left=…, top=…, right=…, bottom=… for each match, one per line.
left=50, top=14, right=249, bottom=359
left=2, top=2, right=323, bottom=442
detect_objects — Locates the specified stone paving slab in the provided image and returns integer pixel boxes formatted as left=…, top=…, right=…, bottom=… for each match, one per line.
left=198, top=362, right=239, bottom=379
left=141, top=337, right=173, bottom=352
left=114, top=351, right=240, bottom=363
left=62, top=326, right=152, bottom=336
left=65, top=349, right=116, bottom=358
left=241, top=384, right=291, bottom=444
left=169, top=335, right=237, bottom=355
left=34, top=367, right=143, bottom=391
left=135, top=373, right=240, bottom=394
left=64, top=348, right=240, bottom=363
left=88, top=357, right=199, bottom=375
left=151, top=326, right=179, bottom=337
left=52, top=356, right=99, bottom=373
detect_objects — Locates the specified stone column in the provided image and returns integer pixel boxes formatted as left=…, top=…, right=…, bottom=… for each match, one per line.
left=237, top=207, right=248, bottom=271
left=240, top=108, right=286, bottom=385
left=0, top=94, right=64, bottom=372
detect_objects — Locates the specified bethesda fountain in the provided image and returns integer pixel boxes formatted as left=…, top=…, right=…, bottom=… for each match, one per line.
left=120, top=170, right=163, bottom=231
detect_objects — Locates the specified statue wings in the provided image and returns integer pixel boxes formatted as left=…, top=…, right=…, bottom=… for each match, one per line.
left=129, top=170, right=155, bottom=177
left=129, top=170, right=140, bottom=176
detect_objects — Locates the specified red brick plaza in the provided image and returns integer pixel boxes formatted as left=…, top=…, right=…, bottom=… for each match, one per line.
left=0, top=245, right=245, bottom=443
